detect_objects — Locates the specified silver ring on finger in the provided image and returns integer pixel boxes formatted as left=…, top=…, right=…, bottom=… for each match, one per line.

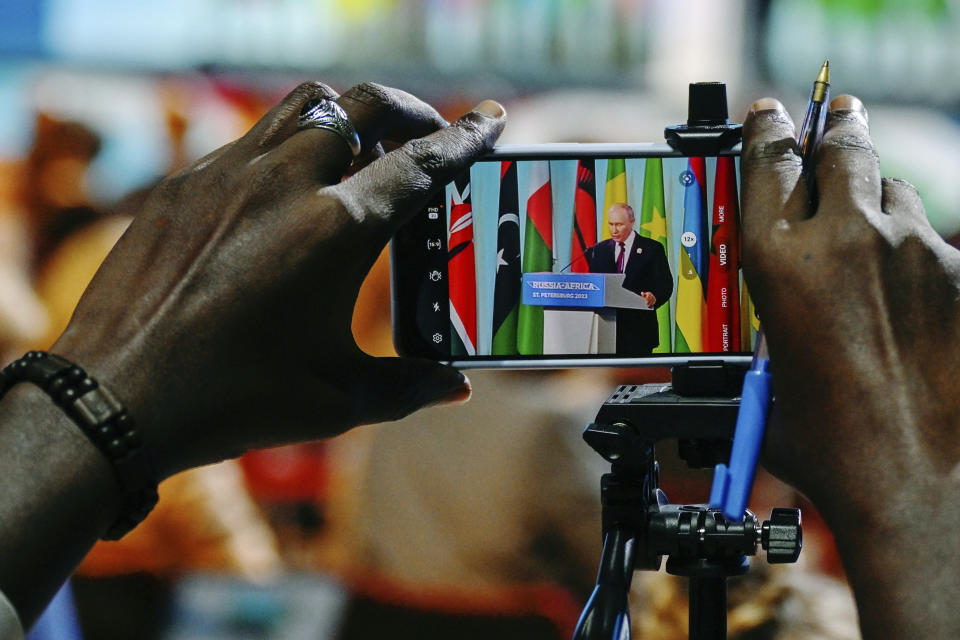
left=298, top=98, right=362, bottom=157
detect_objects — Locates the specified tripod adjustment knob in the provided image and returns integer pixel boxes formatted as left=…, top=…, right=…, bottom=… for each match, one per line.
left=760, top=508, right=802, bottom=563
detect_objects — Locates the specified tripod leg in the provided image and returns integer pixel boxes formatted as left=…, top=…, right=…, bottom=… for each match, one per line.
left=688, top=575, right=727, bottom=640
left=572, top=527, right=635, bottom=640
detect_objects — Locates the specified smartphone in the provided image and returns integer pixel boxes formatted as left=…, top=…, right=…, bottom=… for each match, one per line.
left=391, top=143, right=754, bottom=368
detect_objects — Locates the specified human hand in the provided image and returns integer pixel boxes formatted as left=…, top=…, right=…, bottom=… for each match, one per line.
left=741, top=95, right=960, bottom=637
left=640, top=291, right=656, bottom=307
left=51, top=82, right=506, bottom=479
left=742, top=96, right=960, bottom=639
left=742, top=95, right=960, bottom=509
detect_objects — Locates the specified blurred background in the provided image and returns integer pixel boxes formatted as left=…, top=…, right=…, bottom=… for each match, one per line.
left=1, top=1, right=957, bottom=639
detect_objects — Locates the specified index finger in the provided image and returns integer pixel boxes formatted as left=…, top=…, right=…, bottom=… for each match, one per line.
left=337, top=82, right=449, bottom=151
left=325, top=100, right=507, bottom=241
left=741, top=98, right=809, bottom=236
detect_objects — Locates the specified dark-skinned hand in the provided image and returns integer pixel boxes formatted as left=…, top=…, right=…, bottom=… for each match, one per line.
left=741, top=94, right=960, bottom=639
left=50, top=82, right=506, bottom=479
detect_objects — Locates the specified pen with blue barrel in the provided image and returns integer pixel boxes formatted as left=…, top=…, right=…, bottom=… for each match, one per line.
left=797, top=60, right=831, bottom=206
left=709, top=60, right=830, bottom=520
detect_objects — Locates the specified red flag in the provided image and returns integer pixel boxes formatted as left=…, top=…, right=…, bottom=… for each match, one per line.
left=448, top=171, right=477, bottom=355
left=706, top=156, right=741, bottom=352
left=569, top=159, right=596, bottom=272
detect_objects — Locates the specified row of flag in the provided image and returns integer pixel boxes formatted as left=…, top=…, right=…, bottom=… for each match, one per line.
left=674, top=156, right=754, bottom=355
left=447, top=157, right=759, bottom=356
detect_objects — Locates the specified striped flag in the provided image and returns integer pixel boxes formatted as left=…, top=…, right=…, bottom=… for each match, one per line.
left=491, top=161, right=521, bottom=355
left=674, top=157, right=708, bottom=353
left=706, top=156, right=741, bottom=352
left=638, top=157, right=671, bottom=353
left=517, top=161, right=554, bottom=355
left=601, top=158, right=627, bottom=240
left=569, top=159, right=597, bottom=273
left=740, top=279, right=760, bottom=351
left=448, top=171, right=476, bottom=356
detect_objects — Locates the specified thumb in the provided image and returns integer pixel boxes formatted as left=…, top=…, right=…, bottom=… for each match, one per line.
left=354, top=356, right=471, bottom=425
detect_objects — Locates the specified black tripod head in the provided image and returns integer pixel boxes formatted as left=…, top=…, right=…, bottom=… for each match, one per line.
left=572, top=367, right=802, bottom=640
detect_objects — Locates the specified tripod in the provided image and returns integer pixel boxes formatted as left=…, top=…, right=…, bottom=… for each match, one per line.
left=572, top=372, right=802, bottom=640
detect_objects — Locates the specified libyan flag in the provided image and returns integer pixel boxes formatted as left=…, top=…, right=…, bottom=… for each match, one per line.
left=491, top=161, right=521, bottom=355
left=638, top=157, right=671, bottom=353
left=517, top=161, right=553, bottom=355
left=447, top=171, right=476, bottom=356
left=675, top=157, right=708, bottom=353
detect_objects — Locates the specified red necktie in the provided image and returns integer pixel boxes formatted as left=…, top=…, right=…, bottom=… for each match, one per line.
left=616, top=241, right=625, bottom=273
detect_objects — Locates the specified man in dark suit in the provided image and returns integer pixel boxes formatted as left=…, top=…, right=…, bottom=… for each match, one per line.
left=587, top=203, right=673, bottom=356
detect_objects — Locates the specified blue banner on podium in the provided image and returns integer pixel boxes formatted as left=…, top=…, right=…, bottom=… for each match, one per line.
left=521, top=273, right=606, bottom=308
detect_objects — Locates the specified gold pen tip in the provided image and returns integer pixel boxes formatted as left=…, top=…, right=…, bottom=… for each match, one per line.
left=817, top=59, right=830, bottom=84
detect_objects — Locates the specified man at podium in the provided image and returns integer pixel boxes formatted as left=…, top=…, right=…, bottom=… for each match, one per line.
left=586, top=203, right=673, bottom=356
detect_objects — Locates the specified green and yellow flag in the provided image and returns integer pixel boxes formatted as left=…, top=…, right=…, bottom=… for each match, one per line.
left=601, top=158, right=627, bottom=240
left=638, top=158, right=671, bottom=353
left=739, top=278, right=760, bottom=351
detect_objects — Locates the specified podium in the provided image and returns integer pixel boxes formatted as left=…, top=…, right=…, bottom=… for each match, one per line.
left=521, top=272, right=650, bottom=354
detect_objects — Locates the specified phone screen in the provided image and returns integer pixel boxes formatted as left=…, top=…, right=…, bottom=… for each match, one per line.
left=392, top=145, right=755, bottom=367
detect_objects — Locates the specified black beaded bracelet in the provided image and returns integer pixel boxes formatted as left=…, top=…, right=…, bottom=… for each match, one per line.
left=0, top=351, right=158, bottom=540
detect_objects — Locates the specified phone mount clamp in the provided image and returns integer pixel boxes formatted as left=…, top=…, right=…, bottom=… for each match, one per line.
left=572, top=84, right=800, bottom=640
left=665, top=82, right=743, bottom=156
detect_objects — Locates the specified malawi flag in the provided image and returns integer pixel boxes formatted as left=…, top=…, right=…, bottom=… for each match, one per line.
left=601, top=158, right=628, bottom=240
left=569, top=159, right=597, bottom=273
left=638, top=157, right=671, bottom=353
left=675, top=157, right=708, bottom=353
left=448, top=171, right=476, bottom=356
left=491, top=161, right=521, bottom=355
left=517, top=161, right=554, bottom=355
left=706, top=156, right=741, bottom=352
